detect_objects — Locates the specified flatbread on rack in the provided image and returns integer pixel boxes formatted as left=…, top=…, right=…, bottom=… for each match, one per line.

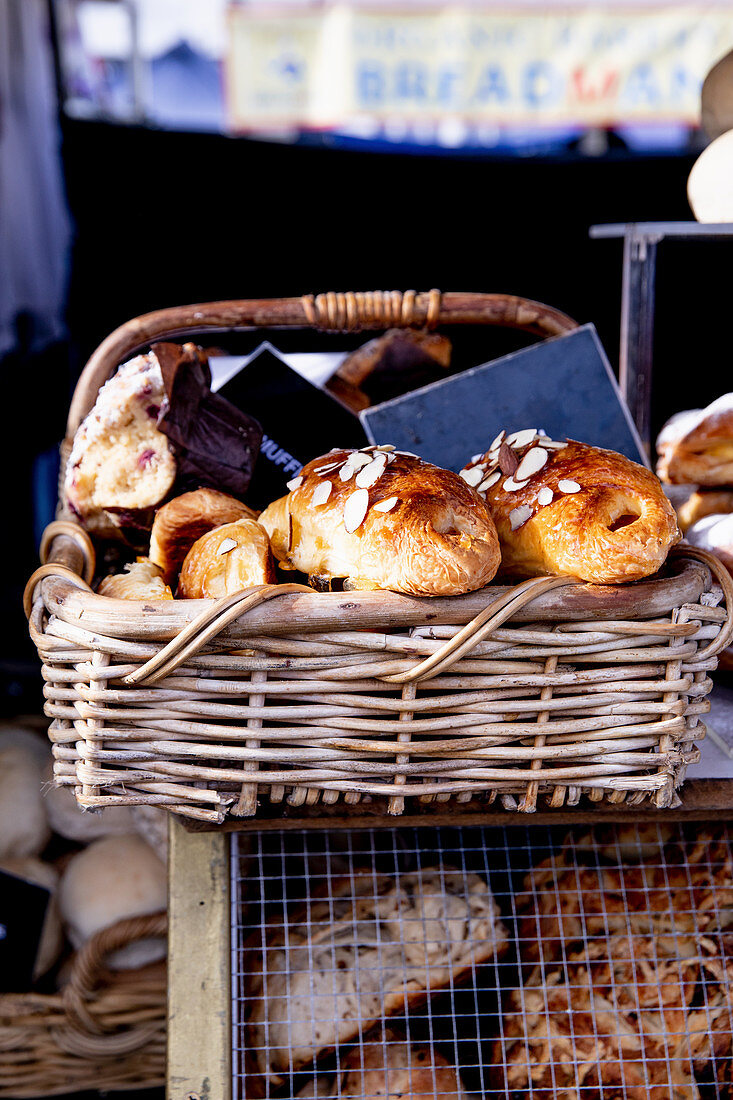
left=243, top=866, right=507, bottom=1087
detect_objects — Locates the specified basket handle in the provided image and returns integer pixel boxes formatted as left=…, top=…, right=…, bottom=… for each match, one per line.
left=68, top=290, right=577, bottom=437
left=63, top=910, right=167, bottom=1039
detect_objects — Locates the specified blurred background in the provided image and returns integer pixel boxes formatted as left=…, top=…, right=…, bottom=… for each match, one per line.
left=3, top=0, right=732, bottom=717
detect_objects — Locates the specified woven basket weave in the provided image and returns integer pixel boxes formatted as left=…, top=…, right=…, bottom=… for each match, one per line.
left=0, top=912, right=166, bottom=1098
left=25, top=291, right=733, bottom=823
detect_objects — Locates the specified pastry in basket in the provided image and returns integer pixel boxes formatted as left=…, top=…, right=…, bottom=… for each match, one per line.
left=339, top=1028, right=468, bottom=1100
left=656, top=393, right=733, bottom=485
left=677, top=489, right=733, bottom=532
left=97, top=559, right=173, bottom=600
left=64, top=351, right=177, bottom=543
left=149, top=488, right=257, bottom=585
left=177, top=519, right=275, bottom=598
left=686, top=512, right=733, bottom=574
left=243, top=866, right=507, bottom=1087
left=258, top=447, right=500, bottom=596
left=459, top=431, right=679, bottom=583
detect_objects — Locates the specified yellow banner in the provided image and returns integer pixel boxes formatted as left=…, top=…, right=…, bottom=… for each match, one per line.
left=226, top=4, right=733, bottom=131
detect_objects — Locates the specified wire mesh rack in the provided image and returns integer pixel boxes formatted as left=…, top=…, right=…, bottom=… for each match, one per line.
left=230, top=824, right=733, bottom=1099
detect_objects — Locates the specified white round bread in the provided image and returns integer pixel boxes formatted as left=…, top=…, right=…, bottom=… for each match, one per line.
left=59, top=834, right=167, bottom=969
left=0, top=731, right=51, bottom=860
left=688, top=129, right=733, bottom=223
left=43, top=766, right=136, bottom=843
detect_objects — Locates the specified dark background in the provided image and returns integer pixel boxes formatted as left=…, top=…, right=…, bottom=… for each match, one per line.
left=4, top=120, right=727, bottom=719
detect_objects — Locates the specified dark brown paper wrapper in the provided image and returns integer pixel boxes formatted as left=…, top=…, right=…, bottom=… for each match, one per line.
left=154, top=341, right=262, bottom=499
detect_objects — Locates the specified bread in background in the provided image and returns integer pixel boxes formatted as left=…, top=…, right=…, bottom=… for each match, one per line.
left=97, top=558, right=173, bottom=600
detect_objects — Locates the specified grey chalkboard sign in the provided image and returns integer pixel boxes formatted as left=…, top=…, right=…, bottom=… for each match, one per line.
left=360, top=324, right=646, bottom=470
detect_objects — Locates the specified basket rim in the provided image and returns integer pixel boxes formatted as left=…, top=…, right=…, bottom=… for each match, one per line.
left=34, top=555, right=712, bottom=641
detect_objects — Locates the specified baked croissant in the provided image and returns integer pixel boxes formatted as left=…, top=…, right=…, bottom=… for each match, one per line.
left=97, top=559, right=173, bottom=600
left=178, top=519, right=275, bottom=598
left=460, top=431, right=679, bottom=584
left=258, top=447, right=500, bottom=596
left=656, top=394, right=733, bottom=485
left=149, top=488, right=257, bottom=585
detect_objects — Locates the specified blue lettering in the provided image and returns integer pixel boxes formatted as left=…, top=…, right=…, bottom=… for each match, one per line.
left=522, top=61, right=562, bottom=108
left=624, top=63, right=661, bottom=105
left=357, top=63, right=385, bottom=105
left=395, top=61, right=428, bottom=101
left=475, top=65, right=510, bottom=103
left=436, top=67, right=462, bottom=106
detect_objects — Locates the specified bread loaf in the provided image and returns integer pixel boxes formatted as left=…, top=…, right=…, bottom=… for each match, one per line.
left=245, top=866, right=507, bottom=1085
left=340, top=1030, right=468, bottom=1100
left=259, top=447, right=500, bottom=596
left=460, top=431, right=679, bottom=583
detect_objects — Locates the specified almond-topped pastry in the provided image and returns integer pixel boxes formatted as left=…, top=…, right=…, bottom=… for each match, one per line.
left=178, top=519, right=275, bottom=598
left=258, top=446, right=500, bottom=596
left=460, top=431, right=679, bottom=584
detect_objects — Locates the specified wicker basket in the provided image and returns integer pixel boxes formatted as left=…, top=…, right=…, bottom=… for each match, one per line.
left=0, top=912, right=166, bottom=1098
left=24, top=291, right=733, bottom=823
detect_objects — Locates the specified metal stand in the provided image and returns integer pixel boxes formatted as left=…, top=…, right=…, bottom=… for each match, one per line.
left=590, top=222, right=733, bottom=457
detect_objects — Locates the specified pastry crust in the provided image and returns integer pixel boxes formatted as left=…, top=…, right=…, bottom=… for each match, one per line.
left=177, top=519, right=275, bottom=598
left=97, top=559, right=173, bottom=600
left=656, top=394, right=733, bottom=485
left=258, top=448, right=500, bottom=596
left=677, top=489, right=733, bottom=532
left=340, top=1029, right=468, bottom=1100
left=149, top=488, right=257, bottom=585
left=460, top=433, right=679, bottom=584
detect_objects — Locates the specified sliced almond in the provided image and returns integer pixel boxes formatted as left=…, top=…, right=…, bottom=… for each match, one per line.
left=355, top=456, right=387, bottom=488
left=339, top=463, right=356, bottom=482
left=312, top=480, right=332, bottom=506
left=395, top=450, right=419, bottom=458
left=503, top=476, right=529, bottom=492
left=490, top=430, right=506, bottom=451
left=537, top=487, right=554, bottom=506
left=375, top=443, right=395, bottom=452
left=498, top=443, right=519, bottom=476
left=217, top=537, right=238, bottom=555
left=510, top=504, right=532, bottom=530
left=558, top=479, right=581, bottom=494
left=543, top=439, right=568, bottom=450
left=349, top=452, right=373, bottom=470
left=478, top=470, right=501, bottom=492
left=344, top=488, right=369, bottom=533
left=460, top=466, right=484, bottom=487
left=515, top=446, right=548, bottom=481
left=286, top=475, right=303, bottom=491
left=314, top=461, right=340, bottom=475
left=471, top=453, right=483, bottom=463
left=507, top=428, right=538, bottom=449
left=373, top=496, right=399, bottom=513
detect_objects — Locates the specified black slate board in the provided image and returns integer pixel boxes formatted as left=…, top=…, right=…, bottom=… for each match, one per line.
left=360, top=325, right=647, bottom=470
left=217, top=347, right=368, bottom=510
